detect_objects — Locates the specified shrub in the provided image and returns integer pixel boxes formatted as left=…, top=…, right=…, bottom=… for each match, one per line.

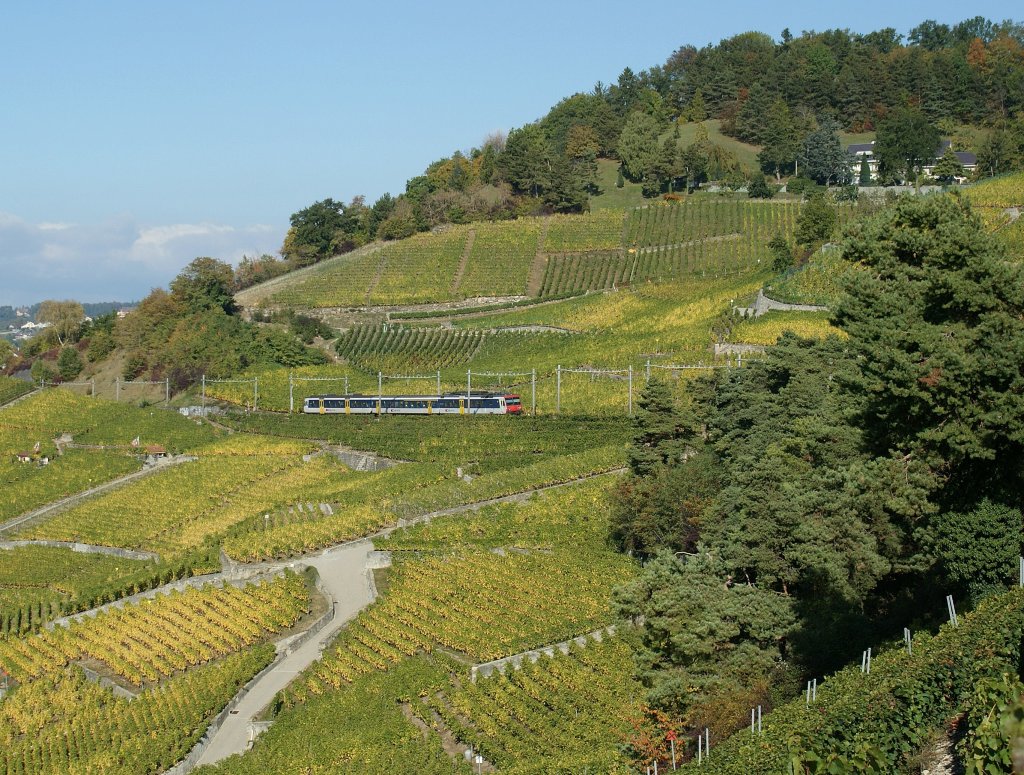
left=57, top=346, right=83, bottom=381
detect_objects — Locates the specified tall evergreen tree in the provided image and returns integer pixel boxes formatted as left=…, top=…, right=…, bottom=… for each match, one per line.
left=758, top=100, right=800, bottom=180
left=800, top=120, right=851, bottom=186
left=834, top=194, right=1024, bottom=502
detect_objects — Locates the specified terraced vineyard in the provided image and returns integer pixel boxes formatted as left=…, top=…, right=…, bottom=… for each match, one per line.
left=291, top=548, right=632, bottom=702
left=0, top=573, right=308, bottom=685
left=0, top=448, right=140, bottom=526
left=268, top=245, right=386, bottom=308
left=544, top=210, right=625, bottom=252
left=458, top=219, right=542, bottom=296
left=16, top=436, right=338, bottom=558
left=222, top=443, right=623, bottom=561
left=369, top=227, right=470, bottom=304
left=0, top=377, right=32, bottom=406
left=730, top=310, right=842, bottom=345
left=0, top=388, right=218, bottom=452
left=0, top=546, right=153, bottom=636
left=0, top=646, right=274, bottom=775
left=430, top=635, right=643, bottom=773
left=335, top=325, right=485, bottom=372
left=379, top=475, right=616, bottom=552
left=539, top=250, right=630, bottom=295
left=249, top=199, right=846, bottom=309
left=0, top=390, right=223, bottom=527
left=194, top=657, right=470, bottom=775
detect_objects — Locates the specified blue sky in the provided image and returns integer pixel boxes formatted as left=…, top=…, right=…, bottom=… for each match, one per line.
left=0, top=0, right=1016, bottom=305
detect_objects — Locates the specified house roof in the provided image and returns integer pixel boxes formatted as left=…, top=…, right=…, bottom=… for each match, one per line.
left=144, top=444, right=166, bottom=454
left=846, top=139, right=977, bottom=166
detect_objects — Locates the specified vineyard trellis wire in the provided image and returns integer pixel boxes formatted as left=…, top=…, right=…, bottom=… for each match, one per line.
left=556, top=365, right=634, bottom=416
left=114, top=376, right=170, bottom=403
left=468, top=369, right=537, bottom=416
left=202, top=375, right=258, bottom=411
left=288, top=374, right=350, bottom=413
left=40, top=378, right=95, bottom=397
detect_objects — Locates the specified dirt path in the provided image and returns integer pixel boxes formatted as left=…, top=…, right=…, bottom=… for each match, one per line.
left=450, top=228, right=476, bottom=294
left=526, top=219, right=552, bottom=296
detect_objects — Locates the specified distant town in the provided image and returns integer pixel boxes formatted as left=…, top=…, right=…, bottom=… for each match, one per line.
left=0, top=303, right=136, bottom=345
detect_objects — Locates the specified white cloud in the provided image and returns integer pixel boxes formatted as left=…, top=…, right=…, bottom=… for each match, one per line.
left=0, top=212, right=285, bottom=305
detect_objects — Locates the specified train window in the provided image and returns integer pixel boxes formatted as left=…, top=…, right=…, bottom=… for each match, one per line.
left=326, top=400, right=342, bottom=409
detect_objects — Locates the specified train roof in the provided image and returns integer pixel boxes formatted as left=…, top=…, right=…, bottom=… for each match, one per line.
left=304, top=392, right=517, bottom=400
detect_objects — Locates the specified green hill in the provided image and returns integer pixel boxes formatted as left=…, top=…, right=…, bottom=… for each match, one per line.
left=239, top=198, right=827, bottom=312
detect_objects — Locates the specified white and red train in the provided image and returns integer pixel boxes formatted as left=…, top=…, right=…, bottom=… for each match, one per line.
left=302, top=393, right=522, bottom=416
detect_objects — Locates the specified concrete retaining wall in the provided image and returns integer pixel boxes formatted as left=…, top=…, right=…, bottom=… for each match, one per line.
left=470, top=624, right=618, bottom=681
left=0, top=540, right=158, bottom=562
left=165, top=569, right=336, bottom=774
left=77, top=664, right=138, bottom=700
left=736, top=289, right=828, bottom=319
left=713, top=343, right=767, bottom=357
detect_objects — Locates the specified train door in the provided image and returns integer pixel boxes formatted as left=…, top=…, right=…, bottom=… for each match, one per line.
left=345, top=398, right=350, bottom=415
left=319, top=399, right=325, bottom=415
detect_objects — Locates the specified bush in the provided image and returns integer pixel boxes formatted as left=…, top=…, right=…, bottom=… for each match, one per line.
left=57, top=346, right=83, bottom=381
left=747, top=173, right=775, bottom=199
left=786, top=177, right=824, bottom=198
left=29, top=358, right=58, bottom=384
left=123, top=352, right=148, bottom=380
left=86, top=330, right=115, bottom=362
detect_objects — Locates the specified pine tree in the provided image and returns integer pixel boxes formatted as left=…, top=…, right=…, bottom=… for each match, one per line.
left=859, top=155, right=872, bottom=185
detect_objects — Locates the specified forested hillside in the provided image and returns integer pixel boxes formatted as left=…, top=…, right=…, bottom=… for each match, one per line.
left=250, top=15, right=1024, bottom=283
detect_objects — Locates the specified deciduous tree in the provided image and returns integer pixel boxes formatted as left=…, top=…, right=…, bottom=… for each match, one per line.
left=618, top=111, right=662, bottom=183
left=874, top=107, right=941, bottom=187
left=36, top=300, right=84, bottom=346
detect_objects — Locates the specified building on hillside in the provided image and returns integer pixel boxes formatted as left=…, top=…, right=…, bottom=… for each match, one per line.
left=847, top=140, right=977, bottom=183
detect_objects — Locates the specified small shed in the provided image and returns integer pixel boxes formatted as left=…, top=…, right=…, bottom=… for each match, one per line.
left=15, top=452, right=33, bottom=464
left=145, top=444, right=167, bottom=459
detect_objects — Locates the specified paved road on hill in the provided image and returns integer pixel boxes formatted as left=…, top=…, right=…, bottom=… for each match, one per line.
left=194, top=540, right=376, bottom=767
